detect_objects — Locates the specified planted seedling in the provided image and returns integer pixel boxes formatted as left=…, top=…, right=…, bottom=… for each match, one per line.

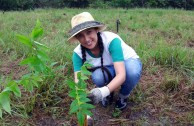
left=68, top=62, right=95, bottom=126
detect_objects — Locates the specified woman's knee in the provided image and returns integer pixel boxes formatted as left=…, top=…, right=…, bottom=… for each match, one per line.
left=125, top=58, right=142, bottom=79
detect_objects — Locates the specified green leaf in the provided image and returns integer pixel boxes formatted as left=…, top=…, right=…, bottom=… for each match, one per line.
left=77, top=90, right=86, bottom=95
left=31, top=20, right=43, bottom=40
left=31, top=56, right=45, bottom=72
left=79, top=97, right=90, bottom=103
left=32, top=75, right=43, bottom=82
left=77, top=91, right=87, bottom=98
left=16, top=34, right=32, bottom=48
left=20, top=76, right=37, bottom=92
left=37, top=50, right=49, bottom=61
left=68, top=90, right=76, bottom=98
left=80, top=103, right=95, bottom=110
left=81, top=69, right=91, bottom=75
left=67, top=80, right=76, bottom=89
left=0, top=108, right=2, bottom=118
left=77, top=111, right=84, bottom=126
left=20, top=79, right=32, bottom=91
left=69, top=104, right=79, bottom=114
left=7, top=81, right=21, bottom=97
left=79, top=81, right=87, bottom=89
left=0, top=92, right=11, bottom=114
left=19, top=57, right=35, bottom=65
left=27, top=82, right=34, bottom=92
left=31, top=80, right=39, bottom=88
left=81, top=109, right=93, bottom=116
left=70, top=100, right=78, bottom=110
left=83, top=62, right=93, bottom=68
left=2, top=87, right=12, bottom=92
left=80, top=75, right=89, bottom=80
left=77, top=72, right=81, bottom=79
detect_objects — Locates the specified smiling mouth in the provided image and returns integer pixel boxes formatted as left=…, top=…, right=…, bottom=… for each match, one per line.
left=86, top=41, right=92, bottom=46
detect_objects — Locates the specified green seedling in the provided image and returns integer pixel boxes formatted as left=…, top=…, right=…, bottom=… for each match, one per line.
left=68, top=62, right=95, bottom=126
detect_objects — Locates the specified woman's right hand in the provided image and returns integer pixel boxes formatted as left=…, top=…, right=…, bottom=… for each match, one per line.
left=88, top=86, right=110, bottom=104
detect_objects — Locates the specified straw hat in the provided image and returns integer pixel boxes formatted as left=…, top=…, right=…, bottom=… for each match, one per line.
left=67, top=12, right=106, bottom=42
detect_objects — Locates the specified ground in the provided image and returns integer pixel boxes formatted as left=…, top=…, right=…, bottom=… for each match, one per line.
left=0, top=50, right=193, bottom=126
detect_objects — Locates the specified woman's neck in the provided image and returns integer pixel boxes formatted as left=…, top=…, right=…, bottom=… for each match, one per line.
left=90, top=45, right=100, bottom=57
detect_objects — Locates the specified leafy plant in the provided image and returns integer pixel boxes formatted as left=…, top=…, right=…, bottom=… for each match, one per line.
left=0, top=20, right=54, bottom=118
left=68, top=62, right=95, bottom=126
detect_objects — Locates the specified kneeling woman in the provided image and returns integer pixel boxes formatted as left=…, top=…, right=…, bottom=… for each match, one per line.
left=68, top=12, right=142, bottom=110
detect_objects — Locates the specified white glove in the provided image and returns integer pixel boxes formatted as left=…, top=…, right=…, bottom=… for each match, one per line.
left=90, top=86, right=110, bottom=104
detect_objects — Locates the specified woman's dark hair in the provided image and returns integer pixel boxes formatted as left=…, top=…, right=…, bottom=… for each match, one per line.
left=81, top=32, right=109, bottom=84
left=81, top=32, right=104, bottom=67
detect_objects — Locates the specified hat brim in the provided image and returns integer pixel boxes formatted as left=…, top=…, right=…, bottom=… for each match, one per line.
left=67, top=21, right=106, bottom=42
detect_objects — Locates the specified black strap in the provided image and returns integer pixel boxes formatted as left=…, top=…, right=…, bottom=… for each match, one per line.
left=87, top=66, right=113, bottom=84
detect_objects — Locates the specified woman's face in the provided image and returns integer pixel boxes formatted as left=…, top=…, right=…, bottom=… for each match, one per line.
left=75, top=28, right=98, bottom=50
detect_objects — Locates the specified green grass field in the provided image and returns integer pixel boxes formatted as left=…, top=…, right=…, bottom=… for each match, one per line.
left=0, top=8, right=194, bottom=125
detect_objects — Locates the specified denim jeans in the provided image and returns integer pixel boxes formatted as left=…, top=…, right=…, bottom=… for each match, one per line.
left=91, top=58, right=142, bottom=98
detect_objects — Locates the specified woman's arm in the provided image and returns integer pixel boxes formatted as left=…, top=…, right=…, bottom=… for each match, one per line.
left=106, top=61, right=126, bottom=92
left=74, top=71, right=79, bottom=83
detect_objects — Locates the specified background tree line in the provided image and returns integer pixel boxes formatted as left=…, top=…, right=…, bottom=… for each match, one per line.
left=0, top=0, right=194, bottom=11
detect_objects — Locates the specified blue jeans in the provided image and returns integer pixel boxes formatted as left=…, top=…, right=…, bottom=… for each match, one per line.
left=91, top=58, right=142, bottom=98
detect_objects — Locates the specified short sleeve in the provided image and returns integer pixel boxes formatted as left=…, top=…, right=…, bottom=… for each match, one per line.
left=109, top=38, right=124, bottom=62
left=72, top=52, right=83, bottom=72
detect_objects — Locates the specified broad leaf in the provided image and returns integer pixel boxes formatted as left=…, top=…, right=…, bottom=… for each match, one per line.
left=31, top=80, right=39, bottom=88
left=67, top=80, right=76, bottom=89
left=0, top=92, right=11, bottom=114
left=81, top=69, right=91, bottom=75
left=69, top=104, right=79, bottom=114
left=80, top=75, right=89, bottom=80
left=77, top=91, right=87, bottom=98
left=80, top=103, right=94, bottom=110
left=68, top=90, right=77, bottom=98
left=81, top=109, right=93, bottom=116
left=7, top=81, right=21, bottom=97
left=37, top=50, right=49, bottom=61
left=77, top=111, right=84, bottom=126
left=79, top=97, right=90, bottom=103
left=16, top=34, right=32, bottom=48
left=19, top=57, right=35, bottom=65
left=32, top=75, right=43, bottom=82
left=70, top=100, right=78, bottom=110
left=31, top=20, right=43, bottom=40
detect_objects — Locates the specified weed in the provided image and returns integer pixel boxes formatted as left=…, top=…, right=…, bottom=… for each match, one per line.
left=112, top=108, right=122, bottom=118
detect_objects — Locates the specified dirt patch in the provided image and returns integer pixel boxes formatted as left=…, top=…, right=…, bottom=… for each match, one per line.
left=0, top=51, right=27, bottom=80
left=0, top=59, right=27, bottom=80
left=187, top=40, right=194, bottom=48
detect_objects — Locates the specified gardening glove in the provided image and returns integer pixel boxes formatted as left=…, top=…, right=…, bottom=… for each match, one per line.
left=89, top=86, right=110, bottom=104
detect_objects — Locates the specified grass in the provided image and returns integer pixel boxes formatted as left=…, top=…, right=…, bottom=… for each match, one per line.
left=0, top=8, right=194, bottom=125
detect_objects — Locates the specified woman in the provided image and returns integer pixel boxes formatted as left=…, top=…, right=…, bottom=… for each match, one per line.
left=68, top=12, right=142, bottom=110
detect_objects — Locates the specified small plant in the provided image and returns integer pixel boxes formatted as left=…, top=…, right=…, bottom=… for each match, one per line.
left=112, top=108, right=122, bottom=118
left=68, top=62, right=95, bottom=126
